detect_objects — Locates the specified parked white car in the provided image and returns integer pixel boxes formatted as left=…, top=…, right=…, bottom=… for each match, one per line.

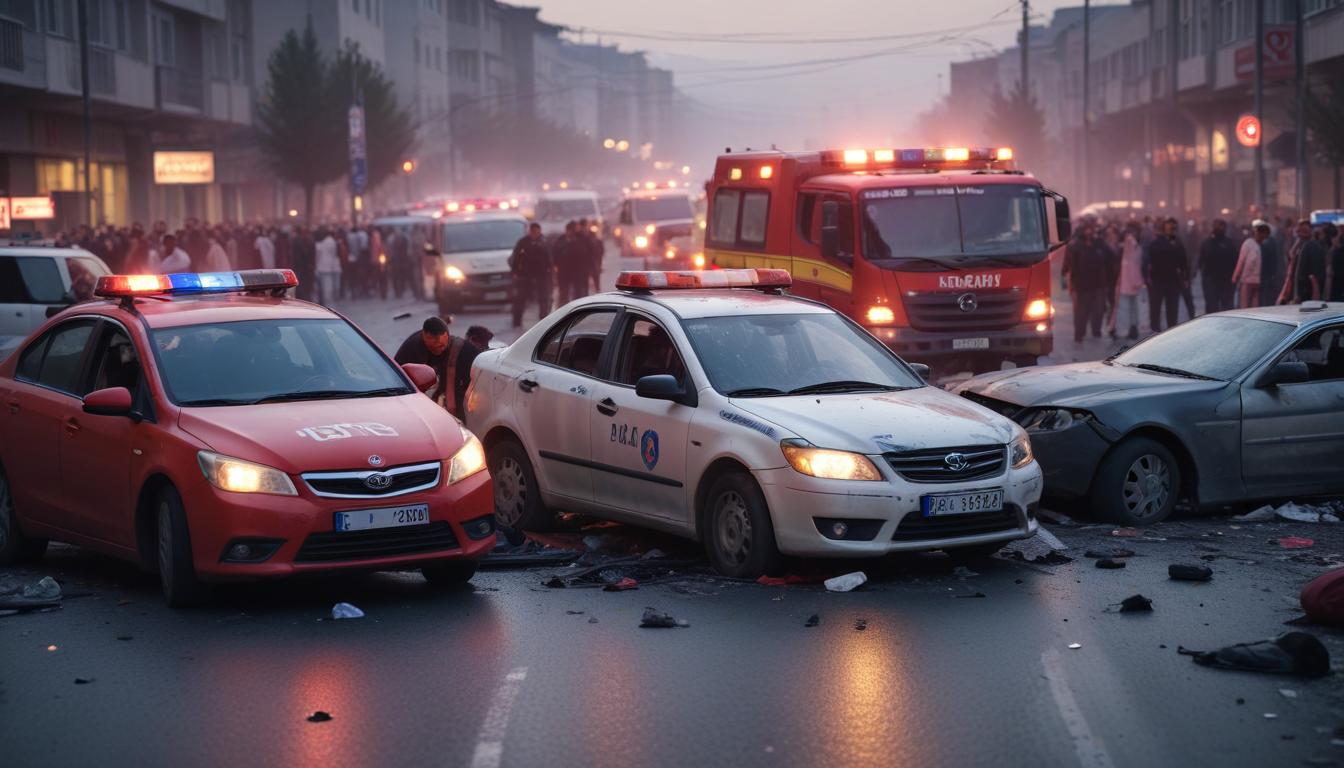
left=0, top=245, right=111, bottom=339
left=535, top=189, right=603, bottom=239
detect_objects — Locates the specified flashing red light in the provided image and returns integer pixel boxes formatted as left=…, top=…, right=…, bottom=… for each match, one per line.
left=615, top=268, right=792, bottom=291
left=94, top=270, right=299, bottom=299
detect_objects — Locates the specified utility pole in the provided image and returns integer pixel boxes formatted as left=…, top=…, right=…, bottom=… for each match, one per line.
left=77, top=0, right=92, bottom=226
left=1082, top=0, right=1090, bottom=203
left=1020, top=0, right=1030, bottom=98
left=1254, top=0, right=1264, bottom=212
left=1294, top=0, right=1307, bottom=214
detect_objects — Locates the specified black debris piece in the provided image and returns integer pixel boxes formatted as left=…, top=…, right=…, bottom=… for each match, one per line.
left=854, top=618, right=868, bottom=631
left=1236, top=698, right=1245, bottom=705
left=115, top=635, right=133, bottom=641
left=588, top=616, right=599, bottom=624
left=1084, top=548, right=1136, bottom=559
left=543, top=576, right=566, bottom=589
left=1169, top=564, right=1213, bottom=582
left=566, top=610, right=585, bottom=615
left=954, top=592, right=988, bottom=599
left=307, top=711, right=333, bottom=723
left=74, top=678, right=93, bottom=685
left=639, top=607, right=688, bottom=628
left=1177, top=631, right=1330, bottom=678
left=1118, top=594, right=1154, bottom=612
left=804, top=614, right=820, bottom=627
left=1096, top=558, right=1127, bottom=570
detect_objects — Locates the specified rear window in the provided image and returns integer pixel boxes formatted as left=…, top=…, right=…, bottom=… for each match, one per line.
left=536, top=198, right=598, bottom=220
left=632, top=196, right=693, bottom=221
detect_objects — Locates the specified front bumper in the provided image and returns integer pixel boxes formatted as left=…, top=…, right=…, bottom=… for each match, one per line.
left=754, top=461, right=1043, bottom=557
left=867, top=322, right=1054, bottom=360
left=437, top=272, right=514, bottom=304
left=1023, top=421, right=1113, bottom=500
left=185, top=470, right=494, bottom=580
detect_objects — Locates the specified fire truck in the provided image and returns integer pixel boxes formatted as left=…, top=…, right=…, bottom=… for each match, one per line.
left=704, top=147, right=1072, bottom=373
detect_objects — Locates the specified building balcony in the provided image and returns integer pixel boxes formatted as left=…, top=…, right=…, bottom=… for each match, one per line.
left=0, top=18, right=47, bottom=89
left=38, top=36, right=153, bottom=110
left=156, top=64, right=204, bottom=113
left=207, top=78, right=251, bottom=125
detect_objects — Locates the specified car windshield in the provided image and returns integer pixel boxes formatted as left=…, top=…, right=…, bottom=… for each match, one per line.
left=682, top=313, right=924, bottom=396
left=152, top=319, right=411, bottom=406
left=634, top=196, right=694, bottom=221
left=536, top=198, right=598, bottom=219
left=1111, top=316, right=1294, bottom=381
left=861, top=184, right=1047, bottom=269
left=441, top=220, right=525, bottom=252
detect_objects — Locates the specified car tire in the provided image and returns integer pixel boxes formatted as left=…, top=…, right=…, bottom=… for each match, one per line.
left=0, top=466, right=48, bottom=566
left=945, top=541, right=1004, bottom=562
left=1091, top=437, right=1181, bottom=526
left=488, top=439, right=554, bottom=531
left=703, top=472, right=781, bottom=578
left=422, top=559, right=479, bottom=588
left=156, top=486, right=211, bottom=608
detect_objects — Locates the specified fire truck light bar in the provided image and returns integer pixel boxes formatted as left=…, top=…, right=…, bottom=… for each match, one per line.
left=95, top=270, right=299, bottom=298
left=830, top=147, right=1014, bottom=168
left=616, top=269, right=792, bottom=291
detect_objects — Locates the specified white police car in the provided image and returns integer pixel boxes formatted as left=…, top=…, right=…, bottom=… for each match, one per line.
left=465, top=269, right=1042, bottom=577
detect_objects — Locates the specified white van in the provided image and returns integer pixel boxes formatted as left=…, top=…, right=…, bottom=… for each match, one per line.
left=0, top=245, right=111, bottom=340
left=430, top=211, right=528, bottom=314
left=534, top=190, right=602, bottom=238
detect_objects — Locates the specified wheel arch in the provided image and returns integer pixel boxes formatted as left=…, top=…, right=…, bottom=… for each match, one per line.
left=134, top=473, right=177, bottom=572
left=692, top=457, right=755, bottom=542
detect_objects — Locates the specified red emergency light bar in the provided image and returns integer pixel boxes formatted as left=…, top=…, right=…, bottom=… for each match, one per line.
left=823, top=147, right=1014, bottom=169
left=95, top=269, right=299, bottom=299
left=616, top=269, right=792, bottom=292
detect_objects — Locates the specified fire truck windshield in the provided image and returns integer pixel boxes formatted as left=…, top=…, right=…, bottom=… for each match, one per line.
left=860, top=184, right=1047, bottom=269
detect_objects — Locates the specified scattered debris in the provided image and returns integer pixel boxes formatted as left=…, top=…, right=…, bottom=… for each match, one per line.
left=824, top=572, right=867, bottom=593
left=1067, top=643, right=1082, bottom=650
left=1234, top=505, right=1276, bottom=522
left=1096, top=558, right=1126, bottom=569
left=392, top=311, right=412, bottom=320
left=1300, top=568, right=1344, bottom=628
left=115, top=635, right=132, bottom=641
left=1036, top=508, right=1076, bottom=526
left=1169, top=564, right=1214, bottom=582
left=1263, top=713, right=1278, bottom=720
left=853, top=618, right=868, bottom=631
left=804, top=614, right=820, bottom=627
left=953, top=592, right=987, bottom=599
left=1178, top=631, right=1330, bottom=678
left=307, top=711, right=333, bottom=723
left=756, top=574, right=819, bottom=587
left=603, top=578, right=638, bottom=592
left=1111, top=528, right=1143, bottom=537
left=951, top=566, right=979, bottom=579
left=481, top=538, right=580, bottom=569
left=588, top=616, right=599, bottom=624
left=543, top=576, right=566, bottom=589
left=0, top=575, right=64, bottom=613
left=1237, top=501, right=1344, bottom=524
left=1117, top=594, right=1153, bottom=613
left=23, top=576, right=61, bottom=600
left=74, top=678, right=93, bottom=685
left=639, top=607, right=688, bottom=628
left=1278, top=537, right=1315, bottom=549
left=330, top=603, right=364, bottom=620
left=566, top=610, right=585, bottom=615
left=1084, top=548, right=1135, bottom=559
left=1280, top=689, right=1298, bottom=699
left=1000, top=528, right=1073, bottom=565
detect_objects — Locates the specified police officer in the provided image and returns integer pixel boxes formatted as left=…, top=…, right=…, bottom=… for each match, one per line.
left=1062, top=222, right=1115, bottom=343
left=1146, top=218, right=1190, bottom=332
left=553, top=220, right=587, bottom=305
left=1197, top=219, right=1238, bottom=314
left=578, top=217, right=603, bottom=293
left=510, top=222, right=553, bottom=328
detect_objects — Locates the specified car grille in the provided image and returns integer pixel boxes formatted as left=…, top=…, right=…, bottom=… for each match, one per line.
left=892, top=507, right=1021, bottom=542
left=302, top=462, right=441, bottom=499
left=903, top=290, right=1025, bottom=332
left=885, top=445, right=1006, bottom=483
left=295, top=522, right=460, bottom=563
left=463, top=272, right=511, bottom=289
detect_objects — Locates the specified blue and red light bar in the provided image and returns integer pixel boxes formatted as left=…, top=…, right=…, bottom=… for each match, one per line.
left=824, top=147, right=1013, bottom=168
left=95, top=269, right=298, bottom=299
left=616, top=268, right=792, bottom=291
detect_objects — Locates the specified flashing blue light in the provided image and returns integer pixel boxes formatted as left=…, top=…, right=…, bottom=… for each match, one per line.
left=162, top=270, right=294, bottom=294
left=899, top=149, right=924, bottom=163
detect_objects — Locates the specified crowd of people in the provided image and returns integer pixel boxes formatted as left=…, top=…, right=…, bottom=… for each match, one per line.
left=507, top=218, right=604, bottom=328
left=1062, top=214, right=1344, bottom=343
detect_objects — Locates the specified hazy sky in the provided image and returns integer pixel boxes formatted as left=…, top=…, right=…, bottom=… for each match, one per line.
left=528, top=0, right=1106, bottom=153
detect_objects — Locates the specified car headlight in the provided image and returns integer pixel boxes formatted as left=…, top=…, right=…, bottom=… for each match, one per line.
left=448, top=429, right=487, bottom=485
left=1018, top=408, right=1089, bottom=432
left=197, top=451, right=297, bottom=495
left=1009, top=434, right=1034, bottom=469
left=444, top=265, right=465, bottom=282
left=780, top=439, right=882, bottom=481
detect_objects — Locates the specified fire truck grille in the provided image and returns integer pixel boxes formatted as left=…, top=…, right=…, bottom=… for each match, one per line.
left=904, top=290, right=1025, bottom=332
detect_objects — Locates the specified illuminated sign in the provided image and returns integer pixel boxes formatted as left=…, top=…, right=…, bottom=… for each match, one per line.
left=1235, top=114, right=1261, bottom=148
left=153, top=151, right=215, bottom=184
left=11, top=196, right=55, bottom=220
left=0, top=198, right=9, bottom=229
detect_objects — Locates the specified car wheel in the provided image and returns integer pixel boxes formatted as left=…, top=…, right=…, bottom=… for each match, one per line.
left=0, top=466, right=47, bottom=566
left=156, top=486, right=211, bottom=608
left=703, top=472, right=781, bottom=578
left=488, top=439, right=554, bottom=531
left=422, top=559, right=479, bottom=588
left=945, top=541, right=1005, bottom=562
left=1092, top=437, right=1181, bottom=525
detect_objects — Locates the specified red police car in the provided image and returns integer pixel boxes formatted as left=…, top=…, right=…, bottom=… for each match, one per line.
left=0, top=270, right=493, bottom=606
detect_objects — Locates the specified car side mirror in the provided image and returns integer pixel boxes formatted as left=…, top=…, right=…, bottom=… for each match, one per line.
left=402, top=363, right=438, bottom=393
left=83, top=386, right=133, bottom=416
left=635, top=374, right=696, bottom=407
left=1259, top=361, right=1309, bottom=388
left=1044, top=189, right=1071, bottom=247
left=909, top=363, right=930, bottom=381
left=820, top=200, right=839, bottom=260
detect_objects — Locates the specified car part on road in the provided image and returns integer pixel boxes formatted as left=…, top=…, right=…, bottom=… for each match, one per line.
left=1178, top=631, right=1331, bottom=678
left=489, top=439, right=553, bottom=532
left=422, top=560, right=479, bottom=587
left=1117, top=594, right=1153, bottom=612
left=805, top=614, right=820, bottom=627
left=1300, top=568, right=1344, bottom=628
left=1279, top=537, right=1315, bottom=549
left=1092, top=437, right=1181, bottom=525
left=307, top=711, right=333, bottom=723
left=331, top=602, right=365, bottom=619
left=0, top=467, right=48, bottom=566
left=1169, top=564, right=1213, bottom=582
left=640, top=607, right=688, bottom=628
left=998, top=527, right=1072, bottom=564
left=703, top=472, right=780, bottom=579
left=156, top=486, right=210, bottom=608
left=1096, top=558, right=1126, bottom=569
left=824, top=572, right=867, bottom=592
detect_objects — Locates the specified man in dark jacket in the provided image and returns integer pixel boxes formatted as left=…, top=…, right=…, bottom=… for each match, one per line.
left=1062, top=223, right=1115, bottom=343
left=394, top=316, right=455, bottom=404
left=1197, top=219, right=1238, bottom=314
left=579, top=217, right=604, bottom=293
left=1146, top=218, right=1189, bottom=332
left=453, top=325, right=494, bottom=417
left=552, top=221, right=586, bottom=305
left=510, top=222, right=553, bottom=327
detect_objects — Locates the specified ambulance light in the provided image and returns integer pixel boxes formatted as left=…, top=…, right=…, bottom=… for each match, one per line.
left=446, top=201, right=460, bottom=212
left=95, top=270, right=299, bottom=298
left=758, top=165, right=774, bottom=180
left=729, top=167, right=743, bottom=181
left=645, top=224, right=657, bottom=235
left=692, top=253, right=706, bottom=269
left=465, top=203, right=477, bottom=212
left=664, top=247, right=677, bottom=260
left=996, top=147, right=1014, bottom=161
left=865, top=306, right=896, bottom=325
left=842, top=149, right=868, bottom=165
left=872, top=149, right=895, bottom=163
left=615, top=268, right=792, bottom=291
left=634, top=235, right=650, bottom=249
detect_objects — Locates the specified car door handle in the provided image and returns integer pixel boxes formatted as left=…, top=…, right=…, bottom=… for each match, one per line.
left=5, top=400, right=18, bottom=415
left=596, top=398, right=618, bottom=417
left=518, top=378, right=539, bottom=393
left=64, top=417, right=81, bottom=433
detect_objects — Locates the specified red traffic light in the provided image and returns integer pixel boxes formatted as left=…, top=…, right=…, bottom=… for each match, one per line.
left=1235, top=115, right=1261, bottom=148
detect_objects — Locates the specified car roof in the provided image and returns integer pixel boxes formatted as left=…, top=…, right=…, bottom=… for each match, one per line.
left=439, top=211, right=526, bottom=224
left=79, top=295, right=340, bottom=329
left=372, top=215, right=434, bottom=225
left=624, top=189, right=693, bottom=200
left=600, top=289, right=834, bottom=320
left=1209, top=303, right=1344, bottom=327
left=0, top=245, right=100, bottom=259
left=538, top=190, right=598, bottom=200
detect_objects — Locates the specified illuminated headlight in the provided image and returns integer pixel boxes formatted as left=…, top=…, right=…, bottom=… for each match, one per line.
left=444, top=265, right=465, bottom=282
left=1018, top=408, right=1088, bottom=432
left=781, top=439, right=882, bottom=481
left=447, top=429, right=487, bottom=485
left=664, top=248, right=677, bottom=260
left=634, top=235, right=649, bottom=249
left=645, top=223, right=657, bottom=235
left=198, top=451, right=296, bottom=495
left=1010, top=434, right=1034, bottom=469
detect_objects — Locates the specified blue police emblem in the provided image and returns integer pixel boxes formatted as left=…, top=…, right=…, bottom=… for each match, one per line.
left=640, top=430, right=660, bottom=471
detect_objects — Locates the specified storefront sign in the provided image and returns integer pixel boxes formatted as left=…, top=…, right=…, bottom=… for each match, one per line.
left=0, top=198, right=9, bottom=229
left=1235, top=26, right=1294, bottom=82
left=10, top=196, right=55, bottom=220
left=153, top=151, right=215, bottom=184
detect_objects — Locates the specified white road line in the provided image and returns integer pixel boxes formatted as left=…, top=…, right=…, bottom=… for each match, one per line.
left=470, top=666, right=529, bottom=768
left=1041, top=649, right=1115, bottom=768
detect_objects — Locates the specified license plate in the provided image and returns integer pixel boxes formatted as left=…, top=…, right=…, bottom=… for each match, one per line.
left=921, top=489, right=1004, bottom=516
left=335, top=503, right=430, bottom=532
left=952, top=337, right=990, bottom=350
left=484, top=291, right=508, bottom=301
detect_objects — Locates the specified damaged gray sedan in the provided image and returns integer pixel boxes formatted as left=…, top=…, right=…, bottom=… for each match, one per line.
left=955, top=303, right=1344, bottom=524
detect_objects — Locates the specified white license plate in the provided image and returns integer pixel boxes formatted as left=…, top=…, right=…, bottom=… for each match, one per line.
left=921, top=489, right=1004, bottom=516
left=952, top=337, right=990, bottom=350
left=335, top=504, right=430, bottom=532
left=484, top=291, right=508, bottom=301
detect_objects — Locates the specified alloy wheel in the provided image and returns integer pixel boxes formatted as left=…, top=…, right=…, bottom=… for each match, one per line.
left=715, top=491, right=753, bottom=566
left=493, top=457, right=527, bottom=527
left=1121, top=453, right=1171, bottom=521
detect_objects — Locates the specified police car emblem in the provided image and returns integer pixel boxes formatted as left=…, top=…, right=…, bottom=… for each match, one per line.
left=957, top=293, right=978, bottom=312
left=640, top=430, right=660, bottom=471
left=368, top=455, right=384, bottom=467
left=943, top=453, right=969, bottom=472
left=364, top=473, right=393, bottom=490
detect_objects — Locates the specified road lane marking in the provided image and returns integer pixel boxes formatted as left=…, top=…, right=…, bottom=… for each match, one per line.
left=1041, top=649, right=1114, bottom=768
left=470, top=666, right=529, bottom=768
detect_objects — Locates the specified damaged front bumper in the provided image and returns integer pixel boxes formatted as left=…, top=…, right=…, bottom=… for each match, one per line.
left=1021, top=417, right=1119, bottom=501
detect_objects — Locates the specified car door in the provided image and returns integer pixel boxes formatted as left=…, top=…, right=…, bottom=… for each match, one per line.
left=1241, top=323, right=1344, bottom=496
left=16, top=256, right=71, bottom=335
left=59, top=320, right=144, bottom=547
left=0, top=256, right=32, bottom=337
left=1, top=318, right=98, bottom=529
left=587, top=312, right=694, bottom=522
left=512, top=308, right=619, bottom=506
